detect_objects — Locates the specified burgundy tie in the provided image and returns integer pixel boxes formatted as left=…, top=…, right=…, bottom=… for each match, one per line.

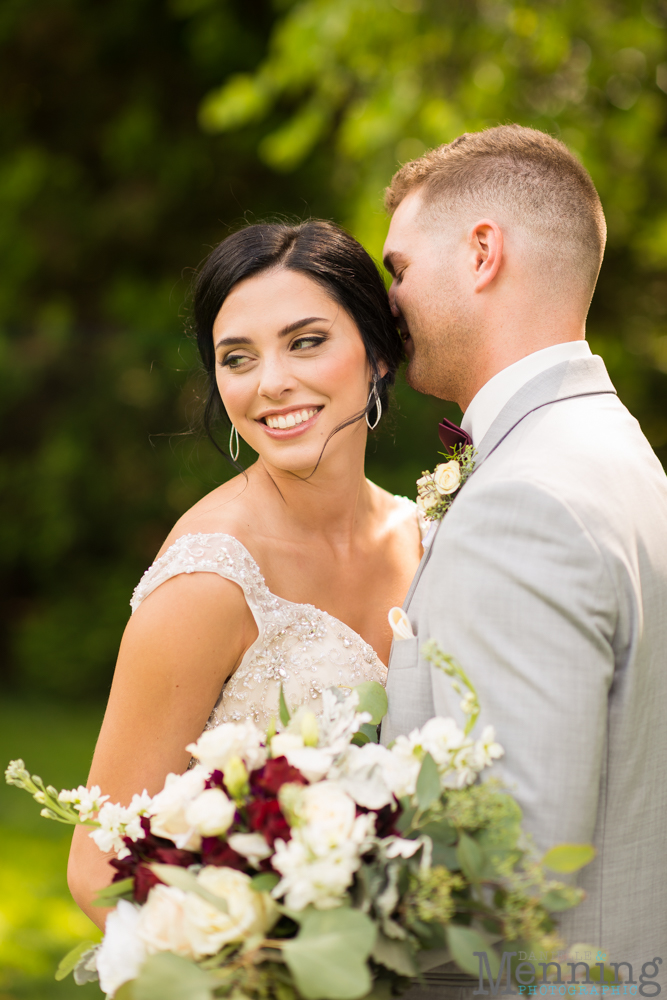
left=438, top=417, right=473, bottom=456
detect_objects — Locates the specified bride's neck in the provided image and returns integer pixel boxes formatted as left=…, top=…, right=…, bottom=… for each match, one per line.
left=249, top=442, right=376, bottom=544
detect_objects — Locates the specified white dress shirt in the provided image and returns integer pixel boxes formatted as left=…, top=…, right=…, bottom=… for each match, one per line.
left=460, top=340, right=592, bottom=446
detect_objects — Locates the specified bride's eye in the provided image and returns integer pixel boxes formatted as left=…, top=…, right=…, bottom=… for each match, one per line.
left=220, top=352, right=252, bottom=370
left=291, top=335, right=327, bottom=352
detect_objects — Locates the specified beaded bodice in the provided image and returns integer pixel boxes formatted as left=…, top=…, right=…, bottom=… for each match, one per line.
left=130, top=532, right=390, bottom=730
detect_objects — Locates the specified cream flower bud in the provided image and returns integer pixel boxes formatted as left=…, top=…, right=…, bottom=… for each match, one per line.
left=184, top=788, right=236, bottom=837
left=299, top=711, right=319, bottom=747
left=416, top=487, right=440, bottom=512
left=433, top=460, right=461, bottom=495
left=224, top=755, right=249, bottom=800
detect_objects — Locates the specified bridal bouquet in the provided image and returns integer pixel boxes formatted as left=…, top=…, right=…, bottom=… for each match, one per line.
left=5, top=643, right=594, bottom=1000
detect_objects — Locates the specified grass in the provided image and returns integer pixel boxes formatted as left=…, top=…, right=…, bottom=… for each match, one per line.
left=0, top=697, right=106, bottom=998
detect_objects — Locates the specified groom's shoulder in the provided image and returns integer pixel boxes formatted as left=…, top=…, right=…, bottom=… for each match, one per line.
left=464, top=390, right=667, bottom=536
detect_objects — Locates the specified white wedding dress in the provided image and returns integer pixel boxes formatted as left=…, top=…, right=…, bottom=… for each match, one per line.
left=130, top=499, right=425, bottom=734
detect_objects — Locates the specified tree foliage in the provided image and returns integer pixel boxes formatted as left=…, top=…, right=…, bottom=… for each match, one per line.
left=2, top=0, right=667, bottom=697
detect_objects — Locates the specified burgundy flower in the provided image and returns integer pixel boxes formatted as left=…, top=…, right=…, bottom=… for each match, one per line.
left=251, top=756, right=307, bottom=797
left=247, top=797, right=291, bottom=846
left=201, top=837, right=247, bottom=870
left=109, top=817, right=198, bottom=903
left=204, top=770, right=225, bottom=791
left=358, top=801, right=402, bottom=839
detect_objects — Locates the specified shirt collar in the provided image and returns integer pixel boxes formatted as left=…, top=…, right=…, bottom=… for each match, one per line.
left=460, top=340, right=593, bottom=446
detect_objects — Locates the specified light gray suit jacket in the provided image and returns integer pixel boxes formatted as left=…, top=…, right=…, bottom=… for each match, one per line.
left=383, top=356, right=667, bottom=969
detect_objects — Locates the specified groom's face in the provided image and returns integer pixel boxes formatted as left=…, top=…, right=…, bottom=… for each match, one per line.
left=383, top=190, right=475, bottom=405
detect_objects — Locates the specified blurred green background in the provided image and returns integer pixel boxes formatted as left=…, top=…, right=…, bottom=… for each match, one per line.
left=2, top=0, right=667, bottom=995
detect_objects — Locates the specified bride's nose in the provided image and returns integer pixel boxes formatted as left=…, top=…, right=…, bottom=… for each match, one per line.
left=256, top=353, right=299, bottom=400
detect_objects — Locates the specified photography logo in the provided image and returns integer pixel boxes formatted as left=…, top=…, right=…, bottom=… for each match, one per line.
left=472, top=952, right=663, bottom=998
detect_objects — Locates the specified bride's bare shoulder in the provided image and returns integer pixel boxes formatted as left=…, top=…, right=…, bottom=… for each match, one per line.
left=156, top=474, right=258, bottom=559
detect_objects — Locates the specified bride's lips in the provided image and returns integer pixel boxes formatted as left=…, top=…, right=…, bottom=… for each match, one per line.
left=256, top=405, right=323, bottom=440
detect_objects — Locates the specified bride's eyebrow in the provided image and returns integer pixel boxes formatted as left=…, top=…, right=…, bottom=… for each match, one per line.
left=215, top=317, right=330, bottom=350
left=278, top=316, right=328, bottom=337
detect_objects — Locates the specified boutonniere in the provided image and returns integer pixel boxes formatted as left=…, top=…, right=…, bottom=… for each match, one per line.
left=416, top=443, right=477, bottom=521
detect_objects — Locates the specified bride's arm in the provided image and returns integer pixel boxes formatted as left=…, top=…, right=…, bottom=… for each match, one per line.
left=67, top=571, right=256, bottom=928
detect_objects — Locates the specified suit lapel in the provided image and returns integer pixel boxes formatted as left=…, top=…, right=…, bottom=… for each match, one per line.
left=472, top=355, right=617, bottom=470
left=403, top=356, right=616, bottom=614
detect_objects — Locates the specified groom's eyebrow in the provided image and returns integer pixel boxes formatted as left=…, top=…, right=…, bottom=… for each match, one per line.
left=383, top=251, right=403, bottom=276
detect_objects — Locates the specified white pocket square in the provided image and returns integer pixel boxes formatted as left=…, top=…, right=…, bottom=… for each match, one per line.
left=388, top=606, right=415, bottom=641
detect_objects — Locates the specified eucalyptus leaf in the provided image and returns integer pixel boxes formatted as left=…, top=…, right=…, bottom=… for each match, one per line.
left=251, top=872, right=280, bottom=893
left=419, top=821, right=456, bottom=846
left=371, top=932, right=417, bottom=977
left=282, top=907, right=376, bottom=999
left=541, top=888, right=581, bottom=912
left=149, top=864, right=228, bottom=913
left=115, top=983, right=136, bottom=1000
left=542, top=843, right=596, bottom=873
left=279, top=684, right=291, bottom=727
left=456, top=832, right=483, bottom=882
left=132, top=953, right=214, bottom=1000
left=431, top=843, right=459, bottom=869
left=416, top=753, right=440, bottom=812
left=93, top=877, right=135, bottom=906
left=353, top=682, right=388, bottom=725
left=351, top=731, right=371, bottom=747
left=55, top=940, right=99, bottom=982
left=446, top=925, right=499, bottom=979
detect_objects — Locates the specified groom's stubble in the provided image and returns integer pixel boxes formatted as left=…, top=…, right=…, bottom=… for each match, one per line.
left=403, top=276, right=482, bottom=406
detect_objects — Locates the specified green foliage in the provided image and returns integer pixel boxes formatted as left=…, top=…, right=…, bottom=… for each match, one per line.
left=354, top=680, right=388, bottom=726
left=132, top=952, right=215, bottom=1000
left=415, top=752, right=440, bottom=811
left=446, top=925, right=499, bottom=979
left=279, top=683, right=291, bottom=727
left=542, top=843, right=597, bottom=873
left=282, top=907, right=376, bottom=1000
left=55, top=941, right=99, bottom=982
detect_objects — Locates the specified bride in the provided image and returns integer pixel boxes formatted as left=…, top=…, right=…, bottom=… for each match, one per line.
left=68, top=219, right=426, bottom=925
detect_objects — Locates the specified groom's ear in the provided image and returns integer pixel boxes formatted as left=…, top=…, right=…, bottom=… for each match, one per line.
left=469, top=219, right=503, bottom=292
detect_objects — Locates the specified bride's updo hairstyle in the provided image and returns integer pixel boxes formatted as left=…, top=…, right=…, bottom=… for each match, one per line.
left=193, top=219, right=403, bottom=467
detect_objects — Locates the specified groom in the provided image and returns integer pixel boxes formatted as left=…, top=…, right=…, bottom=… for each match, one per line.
left=381, top=125, right=667, bottom=988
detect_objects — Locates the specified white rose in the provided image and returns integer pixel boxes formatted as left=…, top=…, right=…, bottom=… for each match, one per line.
left=184, top=788, right=236, bottom=837
left=182, top=867, right=278, bottom=958
left=227, top=832, right=272, bottom=866
left=96, top=899, right=148, bottom=997
left=416, top=486, right=440, bottom=512
left=186, top=721, right=267, bottom=773
left=137, top=884, right=194, bottom=956
left=433, top=460, right=461, bottom=495
left=297, top=781, right=357, bottom=850
left=148, top=768, right=207, bottom=850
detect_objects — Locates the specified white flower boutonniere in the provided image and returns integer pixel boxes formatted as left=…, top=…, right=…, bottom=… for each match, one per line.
left=416, top=444, right=476, bottom=521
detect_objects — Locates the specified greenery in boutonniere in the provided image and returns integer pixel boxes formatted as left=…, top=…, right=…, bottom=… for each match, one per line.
left=416, top=445, right=477, bottom=521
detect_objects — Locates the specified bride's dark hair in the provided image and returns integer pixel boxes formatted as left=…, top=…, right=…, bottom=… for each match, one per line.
left=193, top=219, right=403, bottom=467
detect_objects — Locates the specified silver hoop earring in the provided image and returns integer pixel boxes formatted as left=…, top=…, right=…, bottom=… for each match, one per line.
left=365, top=376, right=382, bottom=431
left=229, top=423, right=240, bottom=462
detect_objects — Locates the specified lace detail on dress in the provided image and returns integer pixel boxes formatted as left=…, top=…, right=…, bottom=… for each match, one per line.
left=130, top=532, right=388, bottom=732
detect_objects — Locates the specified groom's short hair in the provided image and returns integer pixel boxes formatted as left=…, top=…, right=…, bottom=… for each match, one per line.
left=385, top=124, right=606, bottom=294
